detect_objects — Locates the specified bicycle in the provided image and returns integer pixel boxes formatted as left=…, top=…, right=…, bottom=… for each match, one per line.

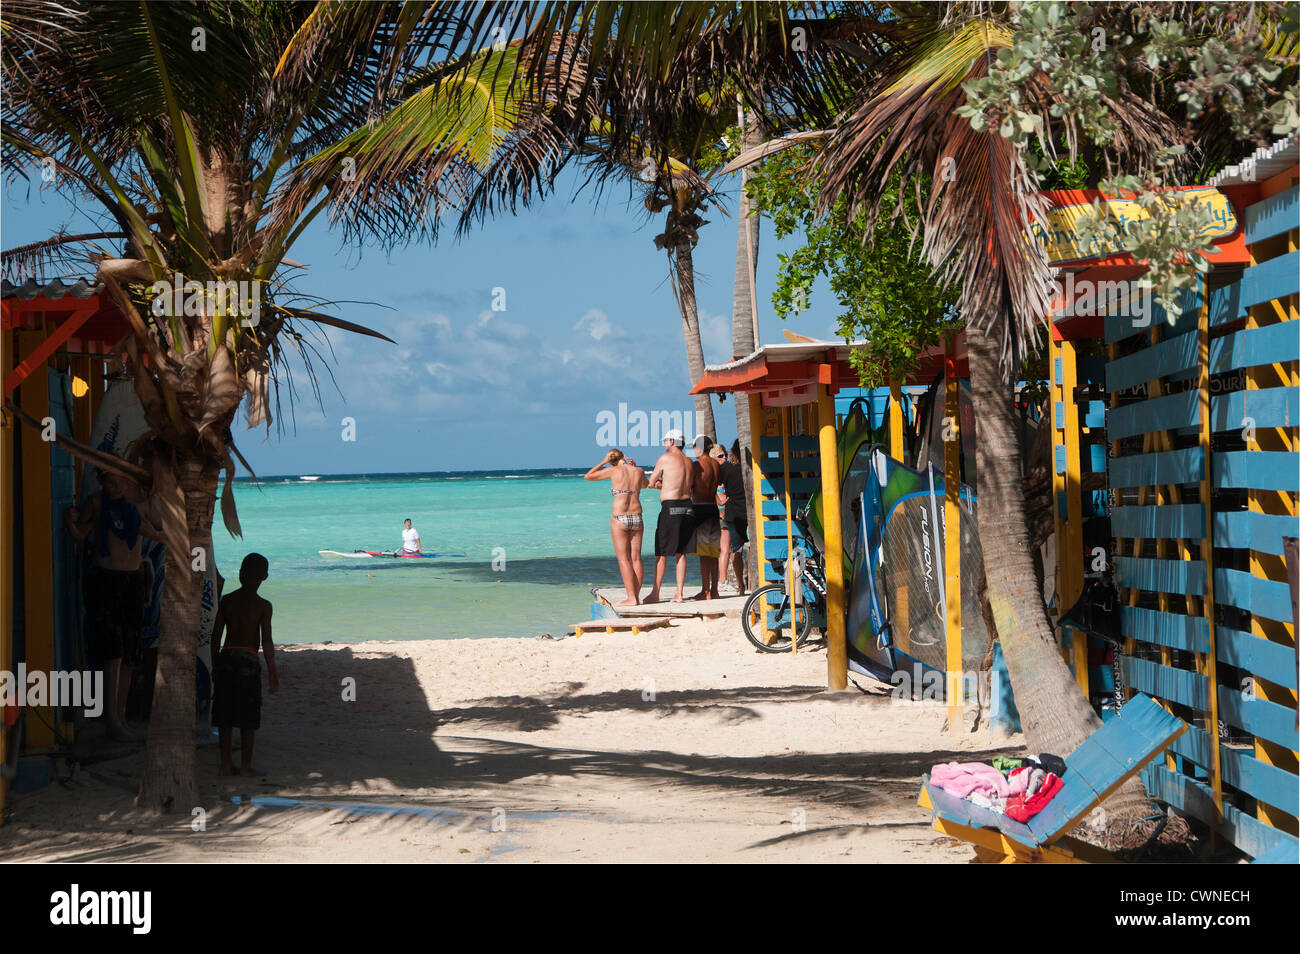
left=740, top=507, right=827, bottom=653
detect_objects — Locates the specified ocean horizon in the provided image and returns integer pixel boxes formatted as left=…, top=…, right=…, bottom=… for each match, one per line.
left=213, top=468, right=702, bottom=644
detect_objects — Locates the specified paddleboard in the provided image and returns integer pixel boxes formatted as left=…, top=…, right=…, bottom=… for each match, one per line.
left=85, top=379, right=220, bottom=720
left=318, top=549, right=465, bottom=560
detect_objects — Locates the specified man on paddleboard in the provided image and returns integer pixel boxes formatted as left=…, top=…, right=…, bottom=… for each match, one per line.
left=401, top=518, right=421, bottom=555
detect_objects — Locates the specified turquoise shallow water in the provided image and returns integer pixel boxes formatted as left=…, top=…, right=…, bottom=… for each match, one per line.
left=211, top=470, right=681, bottom=643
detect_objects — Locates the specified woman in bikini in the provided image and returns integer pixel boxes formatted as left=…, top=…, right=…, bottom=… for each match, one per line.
left=584, top=449, right=649, bottom=606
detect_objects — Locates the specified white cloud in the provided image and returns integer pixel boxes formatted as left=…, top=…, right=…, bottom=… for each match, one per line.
left=573, top=308, right=612, bottom=341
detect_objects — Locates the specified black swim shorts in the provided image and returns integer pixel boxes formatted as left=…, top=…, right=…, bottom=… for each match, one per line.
left=654, top=499, right=697, bottom=557
left=86, top=565, right=147, bottom=667
left=212, top=650, right=262, bottom=730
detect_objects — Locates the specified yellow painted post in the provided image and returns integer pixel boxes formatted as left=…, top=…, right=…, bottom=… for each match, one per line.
left=889, top=381, right=904, bottom=462
left=1060, top=338, right=1088, bottom=697
left=749, top=393, right=775, bottom=645
left=819, top=384, right=847, bottom=690
left=0, top=326, right=14, bottom=812
left=1195, top=285, right=1224, bottom=816
left=943, top=340, right=963, bottom=732
left=18, top=330, right=54, bottom=748
left=781, top=406, right=797, bottom=654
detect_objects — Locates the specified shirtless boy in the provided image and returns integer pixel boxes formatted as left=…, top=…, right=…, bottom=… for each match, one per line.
left=645, top=429, right=695, bottom=603
left=211, top=553, right=278, bottom=776
left=65, top=470, right=164, bottom=741
left=688, top=435, right=722, bottom=600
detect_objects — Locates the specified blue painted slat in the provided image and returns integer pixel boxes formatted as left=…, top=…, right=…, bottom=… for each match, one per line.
left=1212, top=451, right=1300, bottom=492
left=1209, top=281, right=1242, bottom=327
left=1107, top=391, right=1199, bottom=439
left=1109, top=503, right=1204, bottom=540
left=1210, top=321, right=1300, bottom=372
left=1245, top=186, right=1299, bottom=244
left=762, top=519, right=807, bottom=539
left=1105, top=329, right=1199, bottom=393
left=1238, top=250, right=1300, bottom=315
left=1143, top=764, right=1296, bottom=860
left=1214, top=567, right=1294, bottom=622
left=1054, top=400, right=1064, bottom=429
left=1217, top=685, right=1300, bottom=752
left=759, top=435, right=820, bottom=454
left=1117, top=694, right=1188, bottom=752
left=1252, top=840, right=1300, bottom=864
left=1118, top=605, right=1210, bottom=653
left=1119, top=656, right=1209, bottom=710
left=1213, top=510, right=1300, bottom=555
left=1211, top=386, right=1299, bottom=433
left=1115, top=556, right=1206, bottom=595
left=759, top=477, right=820, bottom=495
left=1170, top=724, right=1300, bottom=817
left=1217, top=625, right=1298, bottom=691
left=1108, top=447, right=1203, bottom=487
left=1083, top=400, right=1106, bottom=428
left=1088, top=444, right=1106, bottom=474
left=1105, top=290, right=1202, bottom=343
left=761, top=500, right=789, bottom=516
left=1054, top=445, right=1065, bottom=475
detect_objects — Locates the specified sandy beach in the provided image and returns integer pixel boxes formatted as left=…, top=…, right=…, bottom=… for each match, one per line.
left=0, top=616, right=1023, bottom=863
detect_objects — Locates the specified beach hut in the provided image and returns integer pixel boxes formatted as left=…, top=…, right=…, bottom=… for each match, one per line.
left=692, top=336, right=973, bottom=726
left=1, top=278, right=130, bottom=809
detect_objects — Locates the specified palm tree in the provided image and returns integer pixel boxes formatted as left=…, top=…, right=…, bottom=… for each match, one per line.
left=2, top=0, right=589, bottom=812
left=439, top=1, right=1291, bottom=844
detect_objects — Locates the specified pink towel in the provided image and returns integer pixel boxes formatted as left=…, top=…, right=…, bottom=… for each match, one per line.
left=930, top=761, right=1012, bottom=800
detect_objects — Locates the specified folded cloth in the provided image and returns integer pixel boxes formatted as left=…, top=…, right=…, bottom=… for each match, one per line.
left=1005, top=772, right=1063, bottom=822
left=930, top=761, right=1012, bottom=800
left=992, top=756, right=1025, bottom=775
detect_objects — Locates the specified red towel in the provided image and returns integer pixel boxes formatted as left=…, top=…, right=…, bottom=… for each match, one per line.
left=1004, top=772, right=1063, bottom=822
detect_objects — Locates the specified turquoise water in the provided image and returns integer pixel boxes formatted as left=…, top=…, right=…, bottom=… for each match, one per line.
left=211, top=470, right=683, bottom=643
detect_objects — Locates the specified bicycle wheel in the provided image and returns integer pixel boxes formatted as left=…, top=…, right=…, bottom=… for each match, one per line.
left=741, top=583, right=813, bottom=653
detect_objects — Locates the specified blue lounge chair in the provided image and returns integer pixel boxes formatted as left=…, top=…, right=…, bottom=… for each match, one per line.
left=917, top=693, right=1186, bottom=863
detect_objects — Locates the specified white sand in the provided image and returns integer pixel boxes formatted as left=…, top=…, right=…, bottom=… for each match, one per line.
left=0, top=617, right=1023, bottom=863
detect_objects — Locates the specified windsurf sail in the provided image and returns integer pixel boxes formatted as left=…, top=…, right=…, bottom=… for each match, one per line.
left=846, top=446, right=991, bottom=681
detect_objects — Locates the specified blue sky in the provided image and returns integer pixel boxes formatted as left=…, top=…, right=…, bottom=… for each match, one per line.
left=3, top=165, right=841, bottom=474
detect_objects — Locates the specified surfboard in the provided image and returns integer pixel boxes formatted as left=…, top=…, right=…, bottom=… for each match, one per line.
left=318, top=549, right=465, bottom=560
left=85, top=379, right=220, bottom=720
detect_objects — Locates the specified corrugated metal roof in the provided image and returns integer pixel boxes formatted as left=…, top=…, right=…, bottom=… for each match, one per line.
left=1, top=277, right=102, bottom=301
left=1208, top=134, right=1298, bottom=187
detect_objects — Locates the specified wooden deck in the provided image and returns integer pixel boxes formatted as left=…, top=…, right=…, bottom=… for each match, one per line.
left=592, top=587, right=749, bottom=618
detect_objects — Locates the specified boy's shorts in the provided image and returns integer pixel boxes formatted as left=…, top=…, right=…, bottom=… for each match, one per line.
left=212, top=650, right=262, bottom=730
left=87, top=566, right=147, bottom=667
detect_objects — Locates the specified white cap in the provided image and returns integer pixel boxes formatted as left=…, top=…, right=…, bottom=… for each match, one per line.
left=663, top=429, right=685, bottom=447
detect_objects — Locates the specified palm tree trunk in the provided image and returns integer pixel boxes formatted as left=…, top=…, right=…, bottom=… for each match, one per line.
left=673, top=238, right=717, bottom=440
left=965, top=319, right=1154, bottom=840
left=731, top=115, right=761, bottom=586
left=138, top=449, right=216, bottom=813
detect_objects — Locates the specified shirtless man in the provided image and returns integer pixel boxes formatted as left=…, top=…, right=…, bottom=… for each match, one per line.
left=65, top=470, right=164, bottom=741
left=645, top=429, right=695, bottom=603
left=211, top=553, right=278, bottom=776
left=688, top=435, right=722, bottom=600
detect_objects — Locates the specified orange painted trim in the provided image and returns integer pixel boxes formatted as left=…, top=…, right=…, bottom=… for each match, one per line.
left=2, top=302, right=96, bottom=396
